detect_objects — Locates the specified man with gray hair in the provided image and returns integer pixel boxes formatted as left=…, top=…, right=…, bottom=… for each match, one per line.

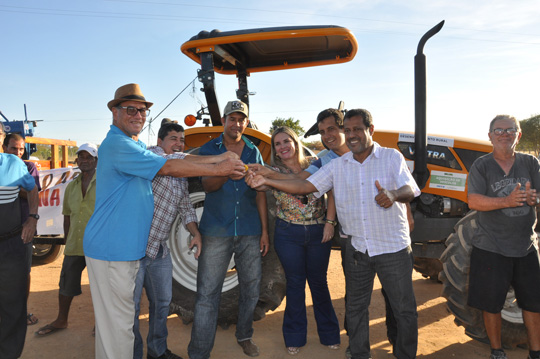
left=467, top=115, right=540, bottom=359
left=83, top=84, right=245, bottom=359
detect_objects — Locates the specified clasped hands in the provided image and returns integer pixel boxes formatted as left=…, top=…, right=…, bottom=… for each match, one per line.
left=507, top=181, right=538, bottom=207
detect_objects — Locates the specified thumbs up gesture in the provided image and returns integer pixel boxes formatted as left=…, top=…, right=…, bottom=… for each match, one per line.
left=375, top=180, right=396, bottom=208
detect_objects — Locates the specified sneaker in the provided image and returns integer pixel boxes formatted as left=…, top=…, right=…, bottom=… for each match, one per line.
left=237, top=339, right=259, bottom=357
left=147, top=349, right=183, bottom=359
left=489, top=349, right=507, bottom=359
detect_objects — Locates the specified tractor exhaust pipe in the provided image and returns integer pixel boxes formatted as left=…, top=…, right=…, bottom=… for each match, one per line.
left=414, top=20, right=444, bottom=189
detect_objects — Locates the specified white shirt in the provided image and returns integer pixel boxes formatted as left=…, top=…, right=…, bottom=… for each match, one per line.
left=307, top=142, right=421, bottom=256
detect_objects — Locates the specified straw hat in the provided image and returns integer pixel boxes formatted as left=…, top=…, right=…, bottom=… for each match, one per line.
left=107, top=83, right=153, bottom=111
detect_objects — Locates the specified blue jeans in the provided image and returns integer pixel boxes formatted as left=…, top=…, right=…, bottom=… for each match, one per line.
left=274, top=219, right=340, bottom=347
left=345, top=241, right=417, bottom=359
left=133, top=246, right=172, bottom=359
left=188, top=235, right=262, bottom=359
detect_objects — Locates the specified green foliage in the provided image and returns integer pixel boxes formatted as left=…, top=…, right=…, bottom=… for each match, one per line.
left=34, top=144, right=52, bottom=160
left=517, top=115, right=540, bottom=156
left=303, top=140, right=325, bottom=151
left=270, top=117, right=305, bottom=137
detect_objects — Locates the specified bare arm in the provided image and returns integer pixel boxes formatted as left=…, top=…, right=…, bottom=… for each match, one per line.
left=322, top=190, right=337, bottom=243
left=63, top=215, right=70, bottom=239
left=248, top=163, right=311, bottom=180
left=21, top=185, right=39, bottom=244
left=256, top=191, right=269, bottom=256
left=201, top=175, right=229, bottom=193
left=184, top=151, right=239, bottom=164
left=406, top=202, right=414, bottom=232
left=469, top=182, right=528, bottom=211
left=158, top=158, right=244, bottom=178
left=246, top=174, right=317, bottom=195
left=185, top=222, right=202, bottom=259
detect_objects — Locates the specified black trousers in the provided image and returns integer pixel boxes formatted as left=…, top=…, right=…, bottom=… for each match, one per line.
left=0, top=234, right=28, bottom=359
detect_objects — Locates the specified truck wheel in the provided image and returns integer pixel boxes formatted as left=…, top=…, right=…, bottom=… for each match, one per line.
left=168, top=183, right=286, bottom=328
left=439, top=210, right=528, bottom=348
left=32, top=244, right=64, bottom=265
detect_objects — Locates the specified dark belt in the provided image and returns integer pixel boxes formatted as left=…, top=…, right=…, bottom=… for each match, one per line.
left=0, top=226, right=22, bottom=240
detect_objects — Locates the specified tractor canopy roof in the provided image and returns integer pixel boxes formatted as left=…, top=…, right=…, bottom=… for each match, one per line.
left=181, top=25, right=357, bottom=74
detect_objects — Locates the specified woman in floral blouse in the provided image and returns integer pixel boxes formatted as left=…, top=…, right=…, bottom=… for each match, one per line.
left=269, top=127, right=340, bottom=355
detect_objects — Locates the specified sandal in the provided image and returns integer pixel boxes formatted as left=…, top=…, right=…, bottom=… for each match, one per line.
left=287, top=347, right=300, bottom=355
left=328, top=344, right=340, bottom=350
left=35, top=324, right=66, bottom=337
left=27, top=313, right=39, bottom=326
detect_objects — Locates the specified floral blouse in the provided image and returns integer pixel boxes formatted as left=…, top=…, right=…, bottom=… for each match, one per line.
left=272, top=163, right=325, bottom=222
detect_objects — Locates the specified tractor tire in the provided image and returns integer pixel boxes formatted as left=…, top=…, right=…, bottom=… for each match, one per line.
left=32, top=243, right=64, bottom=265
left=169, top=178, right=286, bottom=328
left=439, top=210, right=528, bottom=348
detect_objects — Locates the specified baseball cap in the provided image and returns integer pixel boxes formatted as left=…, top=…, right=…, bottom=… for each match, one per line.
left=223, top=100, right=249, bottom=118
left=77, top=143, right=98, bottom=158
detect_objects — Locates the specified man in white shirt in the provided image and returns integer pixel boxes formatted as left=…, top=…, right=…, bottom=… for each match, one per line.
left=246, top=108, right=420, bottom=359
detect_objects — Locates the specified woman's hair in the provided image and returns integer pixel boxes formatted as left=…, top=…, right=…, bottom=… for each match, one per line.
left=270, top=126, right=308, bottom=170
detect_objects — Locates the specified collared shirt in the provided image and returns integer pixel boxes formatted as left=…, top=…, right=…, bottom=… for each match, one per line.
left=62, top=172, right=96, bottom=256
left=0, top=153, right=36, bottom=233
left=83, top=125, right=167, bottom=261
left=146, top=146, right=197, bottom=259
left=305, top=150, right=340, bottom=175
left=307, top=142, right=421, bottom=256
left=198, top=134, right=264, bottom=237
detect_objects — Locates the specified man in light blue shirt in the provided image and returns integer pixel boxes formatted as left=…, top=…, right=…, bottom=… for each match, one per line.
left=83, top=84, right=245, bottom=359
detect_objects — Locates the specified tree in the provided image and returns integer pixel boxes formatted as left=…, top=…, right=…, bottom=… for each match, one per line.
left=517, top=114, right=540, bottom=157
left=269, top=117, right=305, bottom=137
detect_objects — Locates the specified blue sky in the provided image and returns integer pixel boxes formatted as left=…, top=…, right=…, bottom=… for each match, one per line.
left=1, top=0, right=539, bottom=146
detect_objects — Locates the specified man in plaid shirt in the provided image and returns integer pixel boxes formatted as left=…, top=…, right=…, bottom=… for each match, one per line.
left=133, top=120, right=237, bottom=359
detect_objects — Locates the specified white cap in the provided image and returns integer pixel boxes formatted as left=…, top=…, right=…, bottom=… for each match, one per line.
left=76, top=143, right=98, bottom=158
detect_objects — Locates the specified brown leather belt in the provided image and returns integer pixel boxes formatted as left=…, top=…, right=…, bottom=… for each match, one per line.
left=279, top=217, right=325, bottom=226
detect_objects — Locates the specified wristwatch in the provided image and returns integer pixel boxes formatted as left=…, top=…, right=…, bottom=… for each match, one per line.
left=28, top=214, right=40, bottom=220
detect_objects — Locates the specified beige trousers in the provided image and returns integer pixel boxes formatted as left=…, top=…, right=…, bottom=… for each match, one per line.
left=86, top=256, right=140, bottom=359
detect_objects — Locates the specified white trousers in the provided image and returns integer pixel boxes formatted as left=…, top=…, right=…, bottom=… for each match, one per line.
left=86, top=256, right=140, bottom=359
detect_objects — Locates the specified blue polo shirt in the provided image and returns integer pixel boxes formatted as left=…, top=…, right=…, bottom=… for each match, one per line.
left=83, top=125, right=167, bottom=261
left=199, top=134, right=264, bottom=237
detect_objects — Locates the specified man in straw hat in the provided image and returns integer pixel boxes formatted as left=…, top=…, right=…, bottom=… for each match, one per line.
left=83, top=84, right=245, bottom=359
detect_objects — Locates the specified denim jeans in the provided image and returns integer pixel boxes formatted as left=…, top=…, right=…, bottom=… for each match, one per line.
left=188, top=235, right=261, bottom=359
left=133, top=246, right=172, bottom=359
left=274, top=219, right=340, bottom=347
left=0, top=235, right=28, bottom=359
left=344, top=241, right=417, bottom=359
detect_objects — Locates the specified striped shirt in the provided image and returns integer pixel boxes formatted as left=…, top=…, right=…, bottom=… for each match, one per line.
left=146, top=146, right=197, bottom=259
left=0, top=153, right=36, bottom=233
left=307, top=143, right=420, bottom=256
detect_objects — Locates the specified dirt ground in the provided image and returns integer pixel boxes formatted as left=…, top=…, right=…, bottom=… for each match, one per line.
left=22, top=251, right=529, bottom=359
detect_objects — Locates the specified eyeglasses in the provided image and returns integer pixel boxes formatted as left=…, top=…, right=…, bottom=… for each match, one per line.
left=492, top=128, right=517, bottom=136
left=117, top=106, right=150, bottom=117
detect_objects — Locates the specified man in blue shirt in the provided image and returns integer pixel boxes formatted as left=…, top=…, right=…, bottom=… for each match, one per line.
left=83, top=84, right=245, bottom=359
left=188, top=100, right=269, bottom=359
left=0, top=122, right=39, bottom=359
